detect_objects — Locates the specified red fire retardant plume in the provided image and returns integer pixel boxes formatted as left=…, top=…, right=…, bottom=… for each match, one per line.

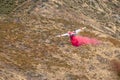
left=69, top=32, right=100, bottom=47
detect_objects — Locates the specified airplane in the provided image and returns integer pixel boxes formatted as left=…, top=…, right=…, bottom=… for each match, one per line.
left=56, top=27, right=100, bottom=47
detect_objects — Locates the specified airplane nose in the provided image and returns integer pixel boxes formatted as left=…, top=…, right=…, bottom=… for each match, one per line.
left=68, top=32, right=75, bottom=35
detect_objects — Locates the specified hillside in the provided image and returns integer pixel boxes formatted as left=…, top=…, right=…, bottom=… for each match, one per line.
left=0, top=0, right=120, bottom=80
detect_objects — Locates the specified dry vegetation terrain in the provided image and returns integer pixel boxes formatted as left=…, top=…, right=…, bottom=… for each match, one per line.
left=0, top=0, right=120, bottom=80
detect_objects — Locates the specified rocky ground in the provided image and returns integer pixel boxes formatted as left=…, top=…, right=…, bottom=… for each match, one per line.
left=0, top=0, right=120, bottom=80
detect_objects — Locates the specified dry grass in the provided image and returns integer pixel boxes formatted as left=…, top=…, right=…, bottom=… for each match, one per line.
left=111, top=59, right=120, bottom=77
left=0, top=0, right=120, bottom=79
left=0, top=15, right=120, bottom=79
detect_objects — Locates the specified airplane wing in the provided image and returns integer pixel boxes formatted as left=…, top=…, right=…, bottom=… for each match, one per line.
left=56, top=33, right=69, bottom=37
left=75, top=27, right=86, bottom=34
left=56, top=27, right=86, bottom=37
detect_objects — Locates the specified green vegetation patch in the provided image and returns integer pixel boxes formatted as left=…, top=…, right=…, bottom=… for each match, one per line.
left=0, top=0, right=26, bottom=14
